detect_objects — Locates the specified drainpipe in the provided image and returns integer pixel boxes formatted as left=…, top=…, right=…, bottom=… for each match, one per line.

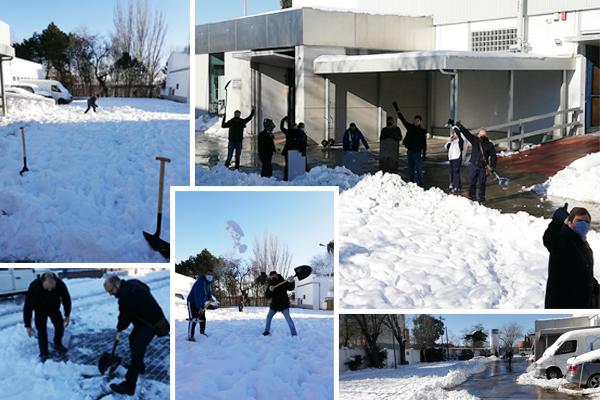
left=439, top=69, right=458, bottom=122
left=516, top=0, right=528, bottom=52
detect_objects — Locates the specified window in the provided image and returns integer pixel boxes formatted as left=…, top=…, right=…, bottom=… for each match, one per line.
left=556, top=340, right=577, bottom=355
left=471, top=28, right=517, bottom=52
left=176, top=83, right=179, bottom=90
left=51, top=85, right=62, bottom=93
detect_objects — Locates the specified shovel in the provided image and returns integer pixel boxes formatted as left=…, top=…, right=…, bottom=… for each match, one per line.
left=272, top=265, right=312, bottom=290
left=98, top=331, right=121, bottom=375
left=143, top=156, right=171, bottom=259
left=222, top=80, right=231, bottom=116
left=493, top=171, right=511, bottom=186
left=19, top=127, right=29, bottom=176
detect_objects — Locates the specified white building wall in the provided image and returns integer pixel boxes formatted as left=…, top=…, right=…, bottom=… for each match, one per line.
left=0, top=21, right=10, bottom=47
left=2, top=58, right=44, bottom=82
left=527, top=13, right=578, bottom=56
left=294, top=275, right=333, bottom=309
left=195, top=54, right=209, bottom=112
left=163, top=53, right=189, bottom=102
left=580, top=9, right=600, bottom=32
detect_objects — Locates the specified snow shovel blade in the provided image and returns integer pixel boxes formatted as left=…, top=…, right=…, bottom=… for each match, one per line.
left=143, top=230, right=170, bottom=259
left=98, top=352, right=112, bottom=375
left=493, top=172, right=510, bottom=186
left=294, top=265, right=312, bottom=281
left=19, top=166, right=29, bottom=176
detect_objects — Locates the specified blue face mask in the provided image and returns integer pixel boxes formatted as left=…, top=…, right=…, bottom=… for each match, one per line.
left=205, top=275, right=214, bottom=282
left=573, top=220, right=591, bottom=239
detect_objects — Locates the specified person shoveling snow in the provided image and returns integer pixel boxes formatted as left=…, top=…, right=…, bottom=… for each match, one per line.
left=186, top=269, right=218, bottom=341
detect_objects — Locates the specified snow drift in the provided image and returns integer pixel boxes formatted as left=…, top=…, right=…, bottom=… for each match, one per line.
left=539, top=152, right=600, bottom=204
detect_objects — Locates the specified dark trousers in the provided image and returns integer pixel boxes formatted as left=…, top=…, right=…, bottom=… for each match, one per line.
left=84, top=104, right=97, bottom=113
left=225, top=141, right=242, bottom=169
left=449, top=158, right=462, bottom=190
left=187, top=301, right=206, bottom=338
left=469, top=166, right=487, bottom=202
left=406, top=150, right=423, bottom=186
left=35, top=310, right=64, bottom=356
left=260, top=154, right=273, bottom=177
left=125, top=324, right=155, bottom=389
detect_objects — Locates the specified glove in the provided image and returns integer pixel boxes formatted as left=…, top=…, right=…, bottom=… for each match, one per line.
left=552, top=203, right=569, bottom=223
left=287, top=276, right=295, bottom=283
left=268, top=285, right=275, bottom=292
left=392, top=101, right=399, bottom=111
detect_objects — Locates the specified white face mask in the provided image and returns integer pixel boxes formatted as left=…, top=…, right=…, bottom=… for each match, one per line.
left=205, top=275, right=214, bottom=282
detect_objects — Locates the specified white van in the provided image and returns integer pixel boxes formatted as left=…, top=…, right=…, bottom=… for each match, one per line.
left=19, top=79, right=73, bottom=104
left=0, top=269, right=38, bottom=296
left=9, top=83, right=54, bottom=100
left=534, top=327, right=600, bottom=379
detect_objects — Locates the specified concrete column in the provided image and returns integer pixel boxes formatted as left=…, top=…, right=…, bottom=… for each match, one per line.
left=324, top=76, right=330, bottom=142
left=558, top=69, right=568, bottom=139
left=450, top=72, right=459, bottom=122
left=0, top=60, right=5, bottom=117
left=507, top=70, right=514, bottom=150
left=376, top=72, right=382, bottom=136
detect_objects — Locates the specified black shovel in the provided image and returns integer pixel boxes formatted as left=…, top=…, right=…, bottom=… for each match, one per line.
left=143, top=156, right=171, bottom=259
left=19, top=127, right=29, bottom=176
left=98, top=331, right=121, bottom=375
left=272, top=265, right=312, bottom=289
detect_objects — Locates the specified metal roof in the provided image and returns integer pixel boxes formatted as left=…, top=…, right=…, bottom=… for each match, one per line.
left=313, top=50, right=577, bottom=74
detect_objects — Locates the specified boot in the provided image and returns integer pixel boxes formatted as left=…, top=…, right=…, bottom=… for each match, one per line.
left=54, top=343, right=68, bottom=353
left=262, top=330, right=270, bottom=336
left=110, top=381, right=135, bottom=396
left=200, top=321, right=206, bottom=336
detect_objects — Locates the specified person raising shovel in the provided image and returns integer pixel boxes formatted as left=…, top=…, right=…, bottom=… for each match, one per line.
left=263, top=271, right=297, bottom=337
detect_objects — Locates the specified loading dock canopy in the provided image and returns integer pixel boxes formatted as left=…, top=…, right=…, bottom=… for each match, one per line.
left=233, top=48, right=295, bottom=68
left=313, top=50, right=576, bottom=74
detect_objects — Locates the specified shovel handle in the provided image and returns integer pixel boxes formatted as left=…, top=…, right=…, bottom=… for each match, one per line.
left=156, top=156, right=170, bottom=218
left=111, top=331, right=121, bottom=356
left=20, top=127, right=27, bottom=157
left=156, top=156, right=171, bottom=163
left=272, top=276, right=294, bottom=290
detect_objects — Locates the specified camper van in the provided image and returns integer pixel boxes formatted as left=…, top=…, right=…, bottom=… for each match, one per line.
left=0, top=269, right=38, bottom=296
left=534, top=327, right=600, bottom=379
left=19, top=79, right=72, bottom=104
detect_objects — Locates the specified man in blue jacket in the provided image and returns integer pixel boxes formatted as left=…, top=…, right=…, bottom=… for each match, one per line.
left=187, top=269, right=215, bottom=341
left=342, top=123, right=369, bottom=152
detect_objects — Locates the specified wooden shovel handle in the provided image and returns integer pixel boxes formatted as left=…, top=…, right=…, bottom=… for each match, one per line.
left=272, top=277, right=293, bottom=289
left=156, top=156, right=170, bottom=213
left=20, top=127, right=27, bottom=156
left=156, top=156, right=171, bottom=163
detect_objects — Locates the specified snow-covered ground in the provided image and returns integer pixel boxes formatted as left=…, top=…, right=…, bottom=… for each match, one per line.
left=195, top=111, right=253, bottom=138
left=528, top=152, right=600, bottom=203
left=0, top=269, right=170, bottom=400
left=517, top=370, right=600, bottom=398
left=340, top=357, right=496, bottom=400
left=0, top=97, right=189, bottom=262
left=196, top=164, right=600, bottom=309
left=174, top=282, right=333, bottom=400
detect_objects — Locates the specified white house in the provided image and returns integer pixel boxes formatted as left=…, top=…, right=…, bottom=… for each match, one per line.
left=294, top=274, right=333, bottom=310
left=196, top=0, right=600, bottom=149
left=162, top=51, right=190, bottom=103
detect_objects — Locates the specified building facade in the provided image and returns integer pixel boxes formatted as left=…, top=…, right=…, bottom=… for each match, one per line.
left=162, top=52, right=190, bottom=103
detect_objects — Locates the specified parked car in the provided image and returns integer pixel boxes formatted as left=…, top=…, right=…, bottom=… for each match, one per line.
left=533, top=327, right=600, bottom=379
left=9, top=83, right=54, bottom=100
left=0, top=269, right=38, bottom=296
left=566, top=348, right=600, bottom=388
left=19, top=79, right=73, bottom=104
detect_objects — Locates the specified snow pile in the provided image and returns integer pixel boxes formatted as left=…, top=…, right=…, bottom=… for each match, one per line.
left=498, top=143, right=540, bottom=157
left=517, top=370, right=600, bottom=398
left=540, top=152, right=600, bottom=203
left=175, top=306, right=333, bottom=400
left=196, top=165, right=362, bottom=189
left=0, top=270, right=169, bottom=400
left=340, top=357, right=493, bottom=400
left=196, top=112, right=220, bottom=133
left=0, top=98, right=189, bottom=262
left=338, top=172, right=600, bottom=308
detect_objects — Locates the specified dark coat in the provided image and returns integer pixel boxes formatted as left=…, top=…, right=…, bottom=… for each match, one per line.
left=23, top=278, right=71, bottom=328
left=342, top=128, right=369, bottom=151
left=258, top=129, right=276, bottom=159
left=280, top=118, right=307, bottom=156
left=543, top=220, right=596, bottom=308
left=222, top=109, right=255, bottom=143
left=458, top=125, right=497, bottom=170
left=265, top=274, right=295, bottom=312
left=187, top=276, right=213, bottom=308
left=380, top=126, right=402, bottom=142
left=87, top=96, right=97, bottom=106
left=397, top=112, right=427, bottom=156
left=116, top=279, right=166, bottom=331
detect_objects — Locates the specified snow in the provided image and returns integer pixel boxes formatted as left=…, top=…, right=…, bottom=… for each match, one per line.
left=0, top=270, right=170, bottom=400
left=570, top=348, right=600, bottom=364
left=226, top=220, right=247, bottom=253
left=339, top=357, right=494, bottom=400
left=498, top=143, right=540, bottom=157
left=0, top=97, right=189, bottom=262
left=175, top=304, right=333, bottom=400
left=517, top=370, right=600, bottom=398
left=529, top=152, right=600, bottom=204
left=196, top=112, right=220, bottom=133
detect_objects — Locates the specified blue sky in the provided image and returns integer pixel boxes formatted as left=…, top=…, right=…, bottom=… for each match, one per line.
left=407, top=314, right=571, bottom=342
left=175, top=190, right=334, bottom=267
left=196, top=0, right=280, bottom=24
left=5, top=0, right=189, bottom=50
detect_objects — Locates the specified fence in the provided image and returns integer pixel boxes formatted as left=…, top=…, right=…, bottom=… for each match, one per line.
left=68, top=84, right=162, bottom=98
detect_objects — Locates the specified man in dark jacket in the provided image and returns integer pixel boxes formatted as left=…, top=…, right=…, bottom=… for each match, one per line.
left=186, top=270, right=215, bottom=341
left=263, top=271, right=297, bottom=336
left=342, top=123, right=369, bottom=152
left=222, top=108, right=255, bottom=169
left=104, top=275, right=168, bottom=396
left=258, top=118, right=277, bottom=178
left=544, top=205, right=596, bottom=309
left=84, top=94, right=98, bottom=113
left=280, top=116, right=308, bottom=181
left=456, top=122, right=497, bottom=203
left=23, top=272, right=71, bottom=362
left=379, top=116, right=402, bottom=173
left=393, top=101, right=427, bottom=186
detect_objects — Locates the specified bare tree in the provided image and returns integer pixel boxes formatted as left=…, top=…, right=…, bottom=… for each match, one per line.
left=339, top=314, right=361, bottom=348
left=251, top=231, right=292, bottom=278
left=351, top=314, right=387, bottom=368
left=310, top=252, right=333, bottom=275
left=501, top=322, right=524, bottom=350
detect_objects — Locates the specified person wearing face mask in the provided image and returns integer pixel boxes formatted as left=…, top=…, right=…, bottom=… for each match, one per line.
left=103, top=274, right=168, bottom=396
left=23, top=272, right=71, bottom=362
left=258, top=118, right=277, bottom=178
left=379, top=116, right=402, bottom=173
left=445, top=125, right=464, bottom=193
left=186, top=270, right=216, bottom=341
left=456, top=121, right=497, bottom=204
left=393, top=101, right=427, bottom=186
left=544, top=205, right=596, bottom=309
left=280, top=116, right=308, bottom=181
left=263, top=271, right=297, bottom=337
left=342, top=123, right=369, bottom=152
